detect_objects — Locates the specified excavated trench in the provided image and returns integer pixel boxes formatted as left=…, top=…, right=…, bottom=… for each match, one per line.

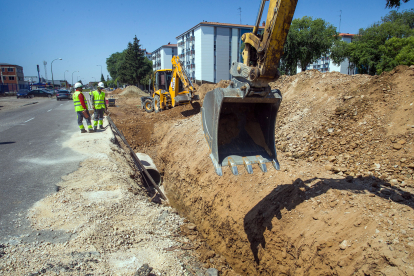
left=110, top=69, right=414, bottom=275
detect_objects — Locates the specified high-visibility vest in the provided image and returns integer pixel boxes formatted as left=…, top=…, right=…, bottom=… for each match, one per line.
left=92, top=90, right=106, bottom=109
left=73, top=91, right=87, bottom=112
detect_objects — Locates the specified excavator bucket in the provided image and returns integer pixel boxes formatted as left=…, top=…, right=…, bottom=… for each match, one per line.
left=202, top=87, right=281, bottom=176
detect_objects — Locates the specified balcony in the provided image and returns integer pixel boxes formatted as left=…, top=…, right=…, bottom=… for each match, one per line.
left=188, top=36, right=195, bottom=41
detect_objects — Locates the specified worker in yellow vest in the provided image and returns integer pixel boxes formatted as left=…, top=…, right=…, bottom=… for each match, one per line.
left=91, top=82, right=107, bottom=131
left=73, top=82, right=94, bottom=133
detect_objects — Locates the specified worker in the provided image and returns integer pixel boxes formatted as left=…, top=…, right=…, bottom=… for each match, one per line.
left=91, top=82, right=107, bottom=131
left=73, top=82, right=94, bottom=133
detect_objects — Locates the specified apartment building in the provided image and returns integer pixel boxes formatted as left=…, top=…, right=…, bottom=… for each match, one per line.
left=150, top=43, right=178, bottom=71
left=0, top=63, right=28, bottom=92
left=297, top=33, right=356, bottom=75
left=176, top=22, right=264, bottom=83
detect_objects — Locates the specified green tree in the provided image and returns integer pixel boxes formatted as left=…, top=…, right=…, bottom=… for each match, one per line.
left=332, top=9, right=414, bottom=75
left=106, top=51, right=126, bottom=80
left=280, top=16, right=337, bottom=73
left=118, top=36, right=149, bottom=85
left=377, top=36, right=414, bottom=74
left=101, top=74, right=105, bottom=82
left=386, top=0, right=410, bottom=8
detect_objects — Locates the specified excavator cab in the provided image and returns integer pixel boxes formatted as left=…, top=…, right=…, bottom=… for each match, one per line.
left=201, top=0, right=297, bottom=176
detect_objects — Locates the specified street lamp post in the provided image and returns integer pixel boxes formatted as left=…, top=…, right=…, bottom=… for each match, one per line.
left=51, top=58, right=62, bottom=90
left=63, top=70, right=69, bottom=89
left=96, top=65, right=102, bottom=81
left=72, top=71, right=79, bottom=90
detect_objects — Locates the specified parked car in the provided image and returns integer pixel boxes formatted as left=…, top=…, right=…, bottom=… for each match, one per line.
left=56, top=90, right=72, bottom=100
left=16, top=89, right=31, bottom=98
left=27, top=90, right=54, bottom=98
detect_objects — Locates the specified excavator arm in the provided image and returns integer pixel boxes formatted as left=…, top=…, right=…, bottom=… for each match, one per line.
left=201, top=0, right=298, bottom=176
left=171, top=56, right=196, bottom=95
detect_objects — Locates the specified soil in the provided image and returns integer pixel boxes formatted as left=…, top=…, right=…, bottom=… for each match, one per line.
left=109, top=65, right=414, bottom=275
left=0, top=120, right=209, bottom=275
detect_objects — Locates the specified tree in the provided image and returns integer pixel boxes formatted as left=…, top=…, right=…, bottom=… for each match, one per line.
left=386, top=0, right=410, bottom=8
left=118, top=36, right=149, bottom=86
left=106, top=51, right=126, bottom=80
left=280, top=16, right=337, bottom=73
left=331, top=9, right=414, bottom=75
left=101, top=74, right=105, bottom=82
left=377, top=36, right=414, bottom=73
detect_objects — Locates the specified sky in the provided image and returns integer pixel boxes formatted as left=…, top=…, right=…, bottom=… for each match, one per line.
left=1, top=0, right=413, bottom=85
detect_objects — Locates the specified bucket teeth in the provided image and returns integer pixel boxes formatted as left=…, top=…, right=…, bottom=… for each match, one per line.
left=210, top=153, right=223, bottom=176
left=272, top=160, right=280, bottom=170
left=243, top=157, right=253, bottom=174
left=257, top=156, right=268, bottom=172
left=228, top=157, right=239, bottom=175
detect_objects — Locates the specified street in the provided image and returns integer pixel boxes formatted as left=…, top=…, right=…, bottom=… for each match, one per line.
left=0, top=97, right=84, bottom=241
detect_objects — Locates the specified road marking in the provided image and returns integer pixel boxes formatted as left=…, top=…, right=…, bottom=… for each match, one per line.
left=24, top=118, right=34, bottom=123
left=47, top=109, right=52, bottom=112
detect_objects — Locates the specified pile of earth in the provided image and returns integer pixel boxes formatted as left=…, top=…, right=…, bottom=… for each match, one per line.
left=120, top=85, right=148, bottom=97
left=109, top=67, right=414, bottom=275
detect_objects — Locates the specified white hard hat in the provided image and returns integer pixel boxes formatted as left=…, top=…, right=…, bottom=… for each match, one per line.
left=98, top=82, right=105, bottom=88
left=74, top=82, right=83, bottom=89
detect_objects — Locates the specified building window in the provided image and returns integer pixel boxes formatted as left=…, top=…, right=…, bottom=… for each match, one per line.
left=8, top=68, right=14, bottom=72
left=9, top=76, right=15, bottom=81
left=1, top=68, right=4, bottom=72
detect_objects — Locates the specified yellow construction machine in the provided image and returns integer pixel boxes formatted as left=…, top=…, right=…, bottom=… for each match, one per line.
left=141, top=56, right=198, bottom=113
left=202, top=0, right=298, bottom=176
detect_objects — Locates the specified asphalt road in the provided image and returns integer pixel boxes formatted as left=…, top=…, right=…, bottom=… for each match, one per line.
left=0, top=97, right=85, bottom=242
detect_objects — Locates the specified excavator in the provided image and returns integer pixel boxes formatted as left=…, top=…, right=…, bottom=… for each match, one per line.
left=141, top=56, right=198, bottom=113
left=201, top=0, right=298, bottom=176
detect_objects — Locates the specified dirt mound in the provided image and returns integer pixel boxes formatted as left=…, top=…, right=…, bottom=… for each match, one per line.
left=110, top=67, right=414, bottom=275
left=120, top=86, right=147, bottom=97
left=111, top=88, right=123, bottom=95
left=196, top=80, right=231, bottom=104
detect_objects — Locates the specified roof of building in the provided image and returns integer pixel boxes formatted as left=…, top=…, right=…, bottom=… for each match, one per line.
left=0, top=63, right=21, bottom=67
left=338, top=33, right=355, bottom=37
left=176, top=22, right=265, bottom=39
left=151, top=43, right=177, bottom=53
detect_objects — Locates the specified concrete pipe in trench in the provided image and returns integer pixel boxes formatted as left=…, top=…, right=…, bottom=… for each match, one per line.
left=135, top=153, right=162, bottom=186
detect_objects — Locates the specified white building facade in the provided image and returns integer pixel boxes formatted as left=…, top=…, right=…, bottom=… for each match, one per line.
left=176, top=22, right=264, bottom=83
left=297, top=33, right=356, bottom=75
left=150, top=43, right=177, bottom=72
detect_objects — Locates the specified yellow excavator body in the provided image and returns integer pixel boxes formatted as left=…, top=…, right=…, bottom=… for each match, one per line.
left=201, top=0, right=298, bottom=176
left=143, top=56, right=197, bottom=113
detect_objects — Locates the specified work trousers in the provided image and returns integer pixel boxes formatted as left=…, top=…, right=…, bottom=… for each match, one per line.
left=93, top=108, right=105, bottom=126
left=76, top=110, right=93, bottom=130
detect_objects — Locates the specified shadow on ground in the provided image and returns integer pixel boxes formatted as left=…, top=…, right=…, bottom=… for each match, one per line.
left=181, top=102, right=200, bottom=117
left=244, top=176, right=413, bottom=264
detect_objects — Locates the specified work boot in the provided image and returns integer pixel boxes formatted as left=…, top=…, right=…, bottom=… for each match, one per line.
left=99, top=125, right=104, bottom=130
left=88, top=128, right=95, bottom=133
left=80, top=129, right=87, bottom=133
left=93, top=126, right=97, bottom=131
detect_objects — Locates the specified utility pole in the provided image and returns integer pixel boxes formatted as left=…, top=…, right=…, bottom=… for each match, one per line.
left=238, top=7, right=242, bottom=24
left=72, top=70, right=79, bottom=90
left=51, top=58, right=62, bottom=91
left=339, top=10, right=342, bottom=33
left=43, top=61, right=48, bottom=87
left=97, top=65, right=102, bottom=81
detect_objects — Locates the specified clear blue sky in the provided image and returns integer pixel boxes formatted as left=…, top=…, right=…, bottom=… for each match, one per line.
left=1, top=0, right=413, bottom=84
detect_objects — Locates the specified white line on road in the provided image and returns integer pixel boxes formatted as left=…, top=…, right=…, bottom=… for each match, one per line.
left=24, top=118, right=34, bottom=123
left=47, top=109, right=52, bottom=112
